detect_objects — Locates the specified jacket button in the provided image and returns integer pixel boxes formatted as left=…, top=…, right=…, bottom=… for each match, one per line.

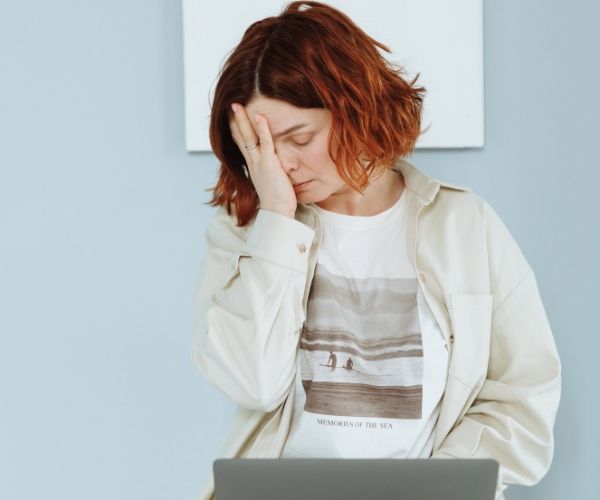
left=298, top=243, right=307, bottom=254
left=418, top=272, right=426, bottom=282
left=450, top=334, right=455, bottom=343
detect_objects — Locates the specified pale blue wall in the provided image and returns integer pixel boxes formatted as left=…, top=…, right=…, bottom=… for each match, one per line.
left=0, top=1, right=597, bottom=499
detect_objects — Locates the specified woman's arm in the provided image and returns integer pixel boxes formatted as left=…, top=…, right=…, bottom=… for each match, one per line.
left=431, top=200, right=562, bottom=498
left=191, top=206, right=315, bottom=412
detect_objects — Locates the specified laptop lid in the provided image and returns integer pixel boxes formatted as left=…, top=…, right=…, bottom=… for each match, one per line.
left=213, top=458, right=499, bottom=500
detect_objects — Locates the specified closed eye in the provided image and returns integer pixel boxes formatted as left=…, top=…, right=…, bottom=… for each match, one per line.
left=293, top=138, right=311, bottom=146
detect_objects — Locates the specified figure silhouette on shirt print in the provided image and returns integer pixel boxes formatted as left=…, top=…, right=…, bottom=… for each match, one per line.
left=326, top=350, right=337, bottom=369
left=322, top=351, right=354, bottom=372
left=298, top=262, right=424, bottom=420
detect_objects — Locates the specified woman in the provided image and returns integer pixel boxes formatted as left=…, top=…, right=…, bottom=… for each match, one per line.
left=192, top=2, right=561, bottom=499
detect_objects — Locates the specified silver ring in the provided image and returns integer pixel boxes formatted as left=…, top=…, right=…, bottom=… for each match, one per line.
left=244, top=141, right=259, bottom=151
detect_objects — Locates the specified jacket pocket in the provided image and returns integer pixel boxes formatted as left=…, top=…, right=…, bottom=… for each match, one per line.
left=446, top=292, right=494, bottom=389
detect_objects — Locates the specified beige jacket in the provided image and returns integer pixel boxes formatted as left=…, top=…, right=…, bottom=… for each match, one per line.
left=191, top=158, right=561, bottom=500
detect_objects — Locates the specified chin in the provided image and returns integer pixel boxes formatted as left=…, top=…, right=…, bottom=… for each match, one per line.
left=297, top=190, right=321, bottom=203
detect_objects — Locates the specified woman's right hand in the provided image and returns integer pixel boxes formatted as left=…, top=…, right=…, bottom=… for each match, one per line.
left=229, top=103, right=298, bottom=218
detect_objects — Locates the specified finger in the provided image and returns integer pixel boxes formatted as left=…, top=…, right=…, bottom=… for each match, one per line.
left=253, top=114, right=274, bottom=154
left=228, top=114, right=245, bottom=147
left=230, top=120, right=253, bottom=171
left=232, top=103, right=259, bottom=155
left=229, top=118, right=242, bottom=146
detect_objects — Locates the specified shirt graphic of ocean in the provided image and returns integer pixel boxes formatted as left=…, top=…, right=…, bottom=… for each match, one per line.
left=299, top=263, right=423, bottom=419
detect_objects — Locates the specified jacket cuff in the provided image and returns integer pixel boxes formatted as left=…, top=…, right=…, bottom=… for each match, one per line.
left=242, top=208, right=316, bottom=273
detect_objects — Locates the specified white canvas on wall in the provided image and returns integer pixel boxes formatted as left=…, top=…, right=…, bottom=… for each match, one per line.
left=182, top=0, right=484, bottom=152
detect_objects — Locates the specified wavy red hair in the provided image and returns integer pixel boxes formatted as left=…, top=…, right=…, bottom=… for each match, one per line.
left=206, top=1, right=428, bottom=226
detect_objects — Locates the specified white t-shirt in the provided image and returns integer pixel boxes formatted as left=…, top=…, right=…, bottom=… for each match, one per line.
left=281, top=186, right=449, bottom=459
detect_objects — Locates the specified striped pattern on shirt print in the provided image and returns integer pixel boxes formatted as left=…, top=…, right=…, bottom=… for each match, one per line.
left=299, top=263, right=423, bottom=419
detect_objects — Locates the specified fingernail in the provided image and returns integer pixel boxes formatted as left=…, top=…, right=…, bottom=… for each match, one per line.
left=253, top=114, right=260, bottom=123
left=231, top=103, right=237, bottom=113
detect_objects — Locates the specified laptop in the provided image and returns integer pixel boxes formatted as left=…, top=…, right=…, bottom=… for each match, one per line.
left=213, top=458, right=499, bottom=500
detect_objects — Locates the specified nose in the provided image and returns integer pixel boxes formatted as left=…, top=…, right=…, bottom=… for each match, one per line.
left=275, top=145, right=300, bottom=175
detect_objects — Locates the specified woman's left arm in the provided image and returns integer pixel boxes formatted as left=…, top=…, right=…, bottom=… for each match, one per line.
left=431, top=199, right=562, bottom=498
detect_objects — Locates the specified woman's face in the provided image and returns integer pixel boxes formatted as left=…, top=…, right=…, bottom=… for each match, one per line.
left=244, top=95, right=348, bottom=204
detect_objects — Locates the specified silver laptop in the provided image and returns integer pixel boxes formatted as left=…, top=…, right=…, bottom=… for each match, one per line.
left=213, top=458, right=499, bottom=500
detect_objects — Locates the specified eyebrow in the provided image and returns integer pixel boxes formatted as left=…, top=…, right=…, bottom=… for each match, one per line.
left=272, top=123, right=310, bottom=139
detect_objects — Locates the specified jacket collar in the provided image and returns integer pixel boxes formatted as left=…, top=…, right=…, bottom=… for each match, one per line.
left=392, top=158, right=471, bottom=205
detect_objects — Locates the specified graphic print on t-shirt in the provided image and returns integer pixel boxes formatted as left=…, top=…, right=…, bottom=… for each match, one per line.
left=299, top=262, right=423, bottom=419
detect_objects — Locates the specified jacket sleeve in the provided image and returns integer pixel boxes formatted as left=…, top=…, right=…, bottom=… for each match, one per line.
left=191, top=206, right=316, bottom=412
left=431, top=199, right=562, bottom=498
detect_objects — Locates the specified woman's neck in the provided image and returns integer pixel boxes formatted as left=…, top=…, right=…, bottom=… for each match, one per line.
left=315, top=167, right=405, bottom=217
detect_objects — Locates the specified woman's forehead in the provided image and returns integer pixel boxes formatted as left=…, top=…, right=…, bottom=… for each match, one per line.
left=245, top=96, right=329, bottom=127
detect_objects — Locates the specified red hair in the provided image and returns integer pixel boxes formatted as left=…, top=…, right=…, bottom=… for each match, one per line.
left=206, top=1, right=428, bottom=226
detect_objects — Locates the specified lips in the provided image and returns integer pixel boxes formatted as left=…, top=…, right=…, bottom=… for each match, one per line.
left=293, top=180, right=312, bottom=191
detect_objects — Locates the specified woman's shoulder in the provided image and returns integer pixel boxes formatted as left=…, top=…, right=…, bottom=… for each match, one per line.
left=429, top=181, right=533, bottom=289
left=434, top=182, right=509, bottom=229
left=426, top=181, right=522, bottom=254
left=426, top=176, right=487, bottom=218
